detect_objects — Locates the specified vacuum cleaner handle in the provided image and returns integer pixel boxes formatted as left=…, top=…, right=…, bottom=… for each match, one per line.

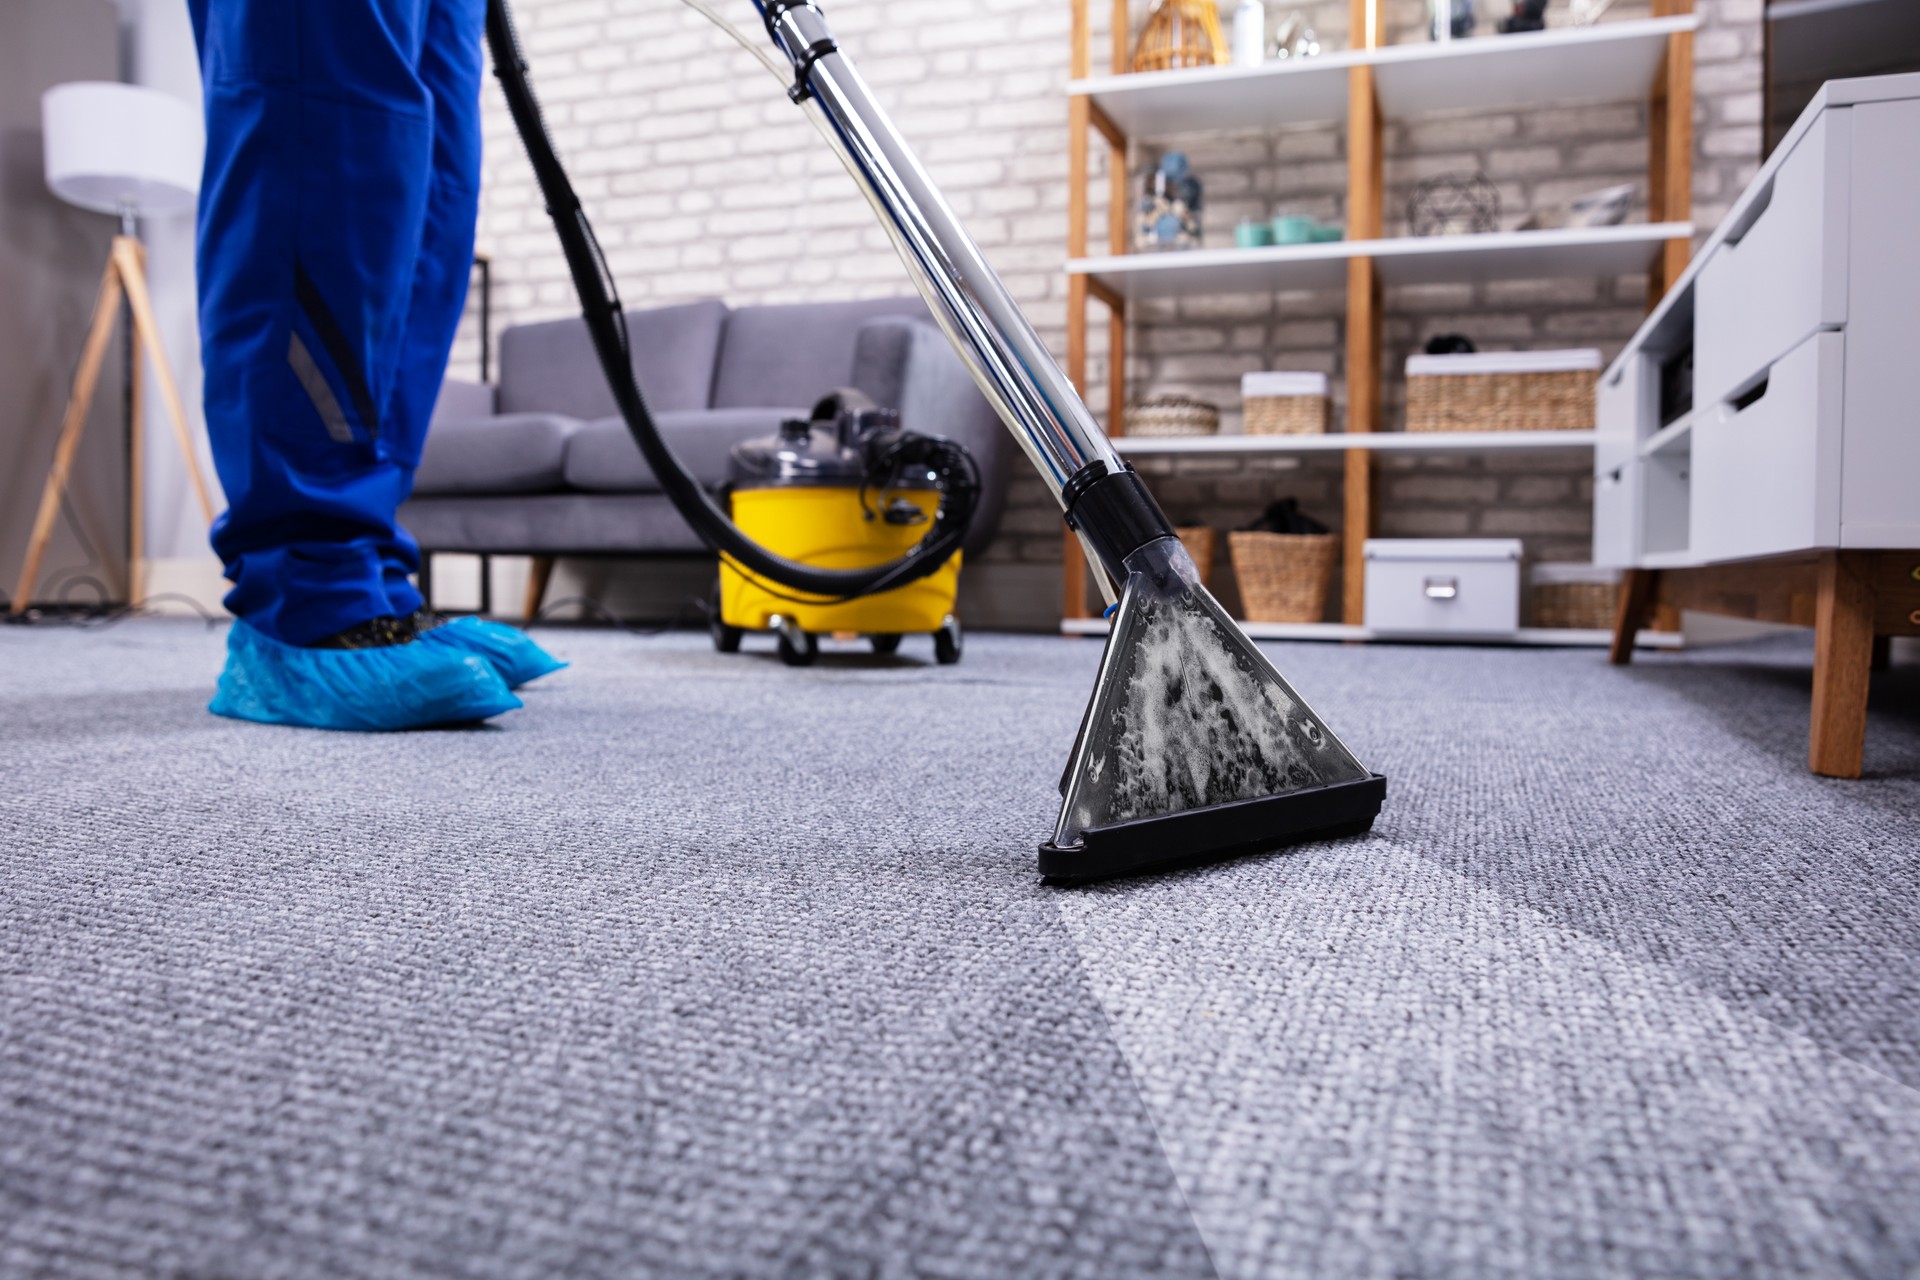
left=752, top=0, right=1178, bottom=588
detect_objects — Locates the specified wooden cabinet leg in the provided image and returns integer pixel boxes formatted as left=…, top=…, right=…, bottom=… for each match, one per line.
left=1810, top=551, right=1874, bottom=779
left=523, top=555, right=555, bottom=622
left=1609, top=568, right=1660, bottom=666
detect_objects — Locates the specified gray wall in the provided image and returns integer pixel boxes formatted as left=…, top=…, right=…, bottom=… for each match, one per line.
left=1, top=0, right=128, bottom=609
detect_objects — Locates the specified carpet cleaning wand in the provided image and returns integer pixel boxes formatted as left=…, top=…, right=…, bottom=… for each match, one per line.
left=488, top=0, right=1385, bottom=881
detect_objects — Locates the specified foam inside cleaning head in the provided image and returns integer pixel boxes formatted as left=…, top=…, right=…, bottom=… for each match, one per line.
left=1052, top=537, right=1370, bottom=852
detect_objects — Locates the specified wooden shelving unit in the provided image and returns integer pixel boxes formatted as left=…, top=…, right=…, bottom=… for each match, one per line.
left=1061, top=0, right=1697, bottom=632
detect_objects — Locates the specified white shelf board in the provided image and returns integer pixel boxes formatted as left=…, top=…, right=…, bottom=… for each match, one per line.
left=1370, top=16, right=1696, bottom=118
left=1116, top=429, right=1598, bottom=456
left=1068, top=16, right=1696, bottom=141
left=1639, top=412, right=1695, bottom=457
left=1069, top=50, right=1362, bottom=139
left=1639, top=550, right=1702, bottom=569
left=1070, top=223, right=1691, bottom=299
left=1060, top=618, right=1682, bottom=648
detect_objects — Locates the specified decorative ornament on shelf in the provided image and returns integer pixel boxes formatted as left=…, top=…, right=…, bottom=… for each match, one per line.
left=1516, top=182, right=1634, bottom=231
left=1408, top=172, right=1501, bottom=237
left=1137, top=151, right=1204, bottom=251
left=1270, top=11, right=1322, bottom=60
left=1497, top=0, right=1549, bottom=34
left=1429, top=0, right=1476, bottom=42
left=1232, top=0, right=1268, bottom=67
left=1131, top=0, right=1227, bottom=72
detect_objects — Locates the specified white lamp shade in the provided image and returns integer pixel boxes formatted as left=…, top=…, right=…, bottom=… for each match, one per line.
left=43, top=81, right=203, bottom=218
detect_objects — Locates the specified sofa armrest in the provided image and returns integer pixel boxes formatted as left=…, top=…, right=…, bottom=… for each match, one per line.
left=848, top=316, right=1014, bottom=556
left=432, top=377, right=498, bottom=427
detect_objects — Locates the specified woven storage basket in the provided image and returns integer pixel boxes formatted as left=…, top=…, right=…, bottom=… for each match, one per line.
left=1528, top=563, right=1623, bottom=630
left=1405, top=350, right=1600, bottom=433
left=1125, top=396, right=1219, bottom=438
left=1229, top=532, right=1338, bottom=623
left=1243, top=371, right=1329, bottom=436
left=1175, top=526, right=1217, bottom=587
left=1532, top=582, right=1619, bottom=630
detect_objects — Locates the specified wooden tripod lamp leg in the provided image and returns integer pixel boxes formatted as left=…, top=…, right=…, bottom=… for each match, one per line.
left=113, top=237, right=218, bottom=525
left=11, top=260, right=125, bottom=615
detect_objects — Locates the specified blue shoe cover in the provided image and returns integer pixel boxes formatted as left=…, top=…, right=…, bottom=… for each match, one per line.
left=210, top=620, right=523, bottom=731
left=418, top=616, right=567, bottom=689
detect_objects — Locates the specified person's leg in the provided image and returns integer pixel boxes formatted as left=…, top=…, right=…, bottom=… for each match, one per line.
left=190, top=0, right=519, bottom=727
left=376, top=0, right=486, bottom=620
left=193, top=0, right=437, bottom=647
left=374, top=0, right=564, bottom=690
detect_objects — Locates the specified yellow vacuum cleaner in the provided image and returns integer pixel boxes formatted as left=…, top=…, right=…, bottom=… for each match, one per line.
left=712, top=395, right=970, bottom=666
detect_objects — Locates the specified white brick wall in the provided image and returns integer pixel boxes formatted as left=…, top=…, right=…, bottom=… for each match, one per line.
left=455, top=0, right=1762, bottom=628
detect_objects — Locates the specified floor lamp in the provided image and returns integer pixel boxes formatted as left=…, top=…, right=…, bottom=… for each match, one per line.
left=11, top=81, right=217, bottom=615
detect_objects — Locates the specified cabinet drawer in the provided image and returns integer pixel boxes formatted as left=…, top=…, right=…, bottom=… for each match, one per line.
left=1694, top=111, right=1851, bottom=405
left=1364, top=540, right=1521, bottom=638
left=1691, top=331, right=1844, bottom=563
left=1591, top=457, right=1639, bottom=569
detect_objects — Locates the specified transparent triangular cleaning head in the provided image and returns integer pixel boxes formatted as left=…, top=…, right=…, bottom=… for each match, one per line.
left=1041, top=537, right=1385, bottom=882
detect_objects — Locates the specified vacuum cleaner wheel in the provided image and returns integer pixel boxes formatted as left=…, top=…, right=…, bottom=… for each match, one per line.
left=934, top=616, right=962, bottom=666
left=776, top=618, right=819, bottom=667
left=709, top=584, right=742, bottom=654
left=869, top=633, right=902, bottom=655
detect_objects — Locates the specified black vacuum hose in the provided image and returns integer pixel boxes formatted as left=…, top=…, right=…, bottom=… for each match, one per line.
left=484, top=0, right=975, bottom=600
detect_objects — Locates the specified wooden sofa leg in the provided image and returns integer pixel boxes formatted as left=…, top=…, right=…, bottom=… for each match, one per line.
left=523, top=555, right=555, bottom=623
left=1609, top=568, right=1660, bottom=666
left=1810, top=552, right=1874, bottom=779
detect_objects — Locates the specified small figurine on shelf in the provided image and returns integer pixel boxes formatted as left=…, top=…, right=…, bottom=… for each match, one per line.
left=1497, top=0, right=1549, bottom=33
left=1138, top=152, right=1204, bottom=252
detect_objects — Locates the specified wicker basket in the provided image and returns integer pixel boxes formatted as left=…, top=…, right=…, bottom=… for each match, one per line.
left=1130, top=0, right=1226, bottom=72
left=1243, top=372, right=1329, bottom=436
left=1528, top=563, right=1623, bottom=630
left=1125, top=396, right=1219, bottom=438
left=1228, top=532, right=1338, bottom=623
left=1532, top=582, right=1619, bottom=630
left=1405, top=350, right=1600, bottom=433
left=1175, top=526, right=1217, bottom=587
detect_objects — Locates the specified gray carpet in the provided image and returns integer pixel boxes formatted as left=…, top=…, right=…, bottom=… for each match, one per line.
left=2, top=620, right=1916, bottom=1279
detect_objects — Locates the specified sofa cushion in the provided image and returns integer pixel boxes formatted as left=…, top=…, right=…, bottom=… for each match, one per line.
left=497, top=298, right=727, bottom=420
left=563, top=408, right=806, bottom=494
left=709, top=297, right=927, bottom=409
left=412, top=413, right=578, bottom=496
left=430, top=378, right=496, bottom=425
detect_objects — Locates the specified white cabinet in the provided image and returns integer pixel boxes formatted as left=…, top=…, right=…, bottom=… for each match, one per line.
left=1594, top=74, right=1920, bottom=571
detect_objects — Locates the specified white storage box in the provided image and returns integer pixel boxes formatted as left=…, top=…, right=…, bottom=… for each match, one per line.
left=1364, top=539, right=1523, bottom=638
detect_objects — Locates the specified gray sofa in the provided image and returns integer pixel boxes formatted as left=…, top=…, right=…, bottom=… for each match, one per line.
left=403, top=296, right=1012, bottom=605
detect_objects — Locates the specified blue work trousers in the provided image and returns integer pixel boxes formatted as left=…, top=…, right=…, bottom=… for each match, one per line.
left=189, top=0, right=485, bottom=645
